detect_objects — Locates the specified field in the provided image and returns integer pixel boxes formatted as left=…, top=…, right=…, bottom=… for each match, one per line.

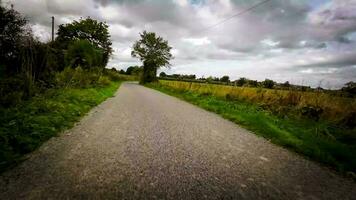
left=157, top=80, right=356, bottom=124
left=148, top=80, right=356, bottom=174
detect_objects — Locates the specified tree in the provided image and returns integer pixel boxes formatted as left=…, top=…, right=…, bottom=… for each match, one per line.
left=56, top=18, right=112, bottom=67
left=125, top=66, right=135, bottom=75
left=125, top=66, right=141, bottom=75
left=247, top=79, right=258, bottom=87
left=282, top=81, right=290, bottom=88
left=262, top=79, right=275, bottom=89
left=342, top=81, right=356, bottom=96
left=0, top=3, right=27, bottom=74
left=220, top=75, right=230, bottom=83
left=236, top=77, right=247, bottom=86
left=65, top=40, right=103, bottom=69
left=131, top=31, right=173, bottom=84
left=159, top=72, right=167, bottom=77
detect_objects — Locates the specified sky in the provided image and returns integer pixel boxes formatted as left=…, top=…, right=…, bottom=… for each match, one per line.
left=3, top=0, right=356, bottom=88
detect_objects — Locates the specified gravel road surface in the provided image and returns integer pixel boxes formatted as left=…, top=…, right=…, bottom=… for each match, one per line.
left=0, top=82, right=355, bottom=199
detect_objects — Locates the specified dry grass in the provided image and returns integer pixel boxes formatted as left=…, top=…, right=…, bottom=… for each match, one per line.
left=159, top=80, right=356, bottom=124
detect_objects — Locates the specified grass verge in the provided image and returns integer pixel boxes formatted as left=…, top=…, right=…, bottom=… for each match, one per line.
left=147, top=82, right=356, bottom=174
left=0, top=81, right=121, bottom=172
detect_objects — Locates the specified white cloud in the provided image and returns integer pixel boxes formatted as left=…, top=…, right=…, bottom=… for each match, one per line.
left=182, top=37, right=211, bottom=46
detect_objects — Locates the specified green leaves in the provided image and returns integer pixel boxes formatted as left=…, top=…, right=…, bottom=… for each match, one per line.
left=65, top=40, right=104, bottom=69
left=56, top=18, right=112, bottom=67
left=131, top=31, right=173, bottom=83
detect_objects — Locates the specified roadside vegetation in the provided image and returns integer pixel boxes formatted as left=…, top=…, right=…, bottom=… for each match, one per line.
left=0, top=4, right=137, bottom=172
left=147, top=80, right=356, bottom=174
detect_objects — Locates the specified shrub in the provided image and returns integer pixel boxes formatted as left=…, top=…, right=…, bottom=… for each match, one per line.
left=159, top=72, right=167, bottom=77
left=300, top=105, right=323, bottom=121
left=262, top=79, right=275, bottom=89
left=54, top=67, right=102, bottom=88
left=236, top=77, right=247, bottom=86
left=65, top=40, right=103, bottom=69
left=220, top=75, right=230, bottom=83
left=98, top=76, right=111, bottom=86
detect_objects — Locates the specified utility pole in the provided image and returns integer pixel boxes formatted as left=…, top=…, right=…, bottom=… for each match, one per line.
left=51, top=16, right=54, bottom=42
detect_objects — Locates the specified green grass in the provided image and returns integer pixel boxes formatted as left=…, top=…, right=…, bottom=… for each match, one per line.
left=147, top=82, right=356, bottom=174
left=0, top=81, right=121, bottom=172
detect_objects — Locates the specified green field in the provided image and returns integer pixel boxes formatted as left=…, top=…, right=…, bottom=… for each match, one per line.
left=147, top=80, right=356, bottom=174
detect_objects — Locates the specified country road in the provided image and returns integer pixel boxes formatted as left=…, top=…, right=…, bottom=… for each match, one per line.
left=0, top=82, right=355, bottom=199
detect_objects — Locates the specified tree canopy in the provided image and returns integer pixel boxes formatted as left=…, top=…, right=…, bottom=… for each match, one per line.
left=56, top=18, right=112, bottom=67
left=220, top=75, right=230, bottom=83
left=131, top=31, right=172, bottom=83
left=65, top=40, right=103, bottom=69
left=0, top=4, right=27, bottom=73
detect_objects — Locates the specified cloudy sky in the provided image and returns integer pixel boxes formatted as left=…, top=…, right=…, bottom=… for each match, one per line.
left=4, top=0, right=356, bottom=88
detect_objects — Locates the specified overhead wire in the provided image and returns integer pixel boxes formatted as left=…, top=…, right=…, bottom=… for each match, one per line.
left=198, top=0, right=273, bottom=34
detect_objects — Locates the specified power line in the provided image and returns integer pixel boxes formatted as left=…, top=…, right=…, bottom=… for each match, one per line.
left=199, top=0, right=272, bottom=33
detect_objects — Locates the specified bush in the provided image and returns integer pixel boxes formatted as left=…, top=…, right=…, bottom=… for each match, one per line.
left=300, top=105, right=323, bottom=121
left=55, top=67, right=102, bottom=88
left=65, top=40, right=104, bottom=69
left=103, top=69, right=122, bottom=81
left=220, top=75, right=230, bottom=83
left=262, top=79, right=275, bottom=89
left=98, top=76, right=111, bottom=86
left=236, top=77, right=247, bottom=86
left=0, top=76, right=28, bottom=107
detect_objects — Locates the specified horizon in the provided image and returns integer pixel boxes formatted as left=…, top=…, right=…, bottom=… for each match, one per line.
left=4, top=0, right=356, bottom=89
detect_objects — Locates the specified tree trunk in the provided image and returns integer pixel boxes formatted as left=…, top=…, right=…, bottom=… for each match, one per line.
left=140, top=61, right=158, bottom=84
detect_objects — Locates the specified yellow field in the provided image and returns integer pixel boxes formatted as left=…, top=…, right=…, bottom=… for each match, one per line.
left=159, top=80, right=356, bottom=124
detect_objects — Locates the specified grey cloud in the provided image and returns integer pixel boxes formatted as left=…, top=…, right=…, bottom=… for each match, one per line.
left=4, top=0, right=356, bottom=87
left=308, top=0, right=356, bottom=41
left=297, top=53, right=356, bottom=69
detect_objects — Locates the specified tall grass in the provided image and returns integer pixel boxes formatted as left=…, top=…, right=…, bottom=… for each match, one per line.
left=148, top=80, right=356, bottom=174
left=158, top=80, right=356, bottom=125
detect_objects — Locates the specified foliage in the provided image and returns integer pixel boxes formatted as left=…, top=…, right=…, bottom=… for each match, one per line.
left=235, top=77, right=247, bottom=86
left=98, top=76, right=111, bottom=86
left=342, top=81, right=356, bottom=97
left=55, top=67, right=100, bottom=88
left=283, top=81, right=290, bottom=87
left=0, top=4, right=27, bottom=74
left=65, top=40, right=103, bottom=69
left=0, top=75, right=26, bottom=107
left=0, top=81, right=121, bottom=172
left=220, top=75, right=230, bottom=83
left=125, top=66, right=142, bottom=76
left=131, top=31, right=173, bottom=83
left=103, top=69, right=138, bottom=82
left=159, top=72, right=167, bottom=77
left=0, top=5, right=126, bottom=172
left=148, top=82, right=356, bottom=173
left=0, top=4, right=115, bottom=110
left=247, top=79, right=258, bottom=87
left=262, top=79, right=275, bottom=89
left=56, top=17, right=112, bottom=66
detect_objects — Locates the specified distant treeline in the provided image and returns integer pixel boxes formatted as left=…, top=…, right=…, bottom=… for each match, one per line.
left=158, top=72, right=356, bottom=97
